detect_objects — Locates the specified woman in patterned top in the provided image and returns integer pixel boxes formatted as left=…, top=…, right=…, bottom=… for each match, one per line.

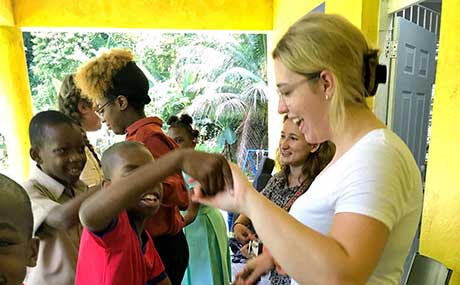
left=232, top=116, right=334, bottom=285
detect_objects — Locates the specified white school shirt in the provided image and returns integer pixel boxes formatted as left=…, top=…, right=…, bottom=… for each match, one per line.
left=289, top=129, right=422, bottom=285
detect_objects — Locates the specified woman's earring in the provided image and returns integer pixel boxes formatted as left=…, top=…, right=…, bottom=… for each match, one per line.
left=325, top=95, right=330, bottom=100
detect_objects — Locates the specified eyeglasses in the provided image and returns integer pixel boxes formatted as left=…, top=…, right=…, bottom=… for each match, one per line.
left=96, top=100, right=113, bottom=116
left=276, top=71, right=322, bottom=97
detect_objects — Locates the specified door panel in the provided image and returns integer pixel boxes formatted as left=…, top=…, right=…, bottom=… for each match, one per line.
left=391, top=16, right=436, bottom=175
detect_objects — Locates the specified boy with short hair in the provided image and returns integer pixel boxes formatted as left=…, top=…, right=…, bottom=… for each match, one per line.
left=24, top=110, right=94, bottom=284
left=75, top=49, right=189, bottom=284
left=0, top=174, right=39, bottom=285
left=76, top=141, right=170, bottom=285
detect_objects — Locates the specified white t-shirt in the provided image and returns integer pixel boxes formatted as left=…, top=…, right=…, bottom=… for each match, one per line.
left=289, top=129, right=422, bottom=285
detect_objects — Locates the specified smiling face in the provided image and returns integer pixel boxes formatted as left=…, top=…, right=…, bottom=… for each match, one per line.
left=106, top=146, right=162, bottom=219
left=279, top=118, right=312, bottom=167
left=31, top=123, right=87, bottom=187
left=275, top=59, right=332, bottom=144
left=0, top=194, right=38, bottom=285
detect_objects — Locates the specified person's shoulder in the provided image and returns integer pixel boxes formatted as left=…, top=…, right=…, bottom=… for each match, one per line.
left=265, top=171, right=286, bottom=187
left=22, top=179, right=52, bottom=198
left=342, top=129, right=421, bottom=187
left=85, top=210, right=130, bottom=243
left=349, top=129, right=413, bottom=162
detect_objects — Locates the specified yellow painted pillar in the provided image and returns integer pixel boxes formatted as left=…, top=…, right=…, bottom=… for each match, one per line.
left=0, top=26, right=33, bottom=181
left=0, top=0, right=14, bottom=26
left=325, top=0, right=380, bottom=109
left=420, top=0, right=460, bottom=283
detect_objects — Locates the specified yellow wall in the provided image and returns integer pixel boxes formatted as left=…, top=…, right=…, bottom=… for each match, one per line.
left=325, top=0, right=379, bottom=46
left=0, top=0, right=14, bottom=26
left=13, top=0, right=273, bottom=30
left=420, top=0, right=460, bottom=283
left=0, top=26, right=32, bottom=180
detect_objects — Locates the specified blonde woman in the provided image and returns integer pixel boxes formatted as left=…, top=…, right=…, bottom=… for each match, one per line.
left=190, top=13, right=423, bottom=285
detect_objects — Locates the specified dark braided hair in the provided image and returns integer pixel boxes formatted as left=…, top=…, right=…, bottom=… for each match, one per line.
left=166, top=114, right=199, bottom=140
left=58, top=74, right=101, bottom=167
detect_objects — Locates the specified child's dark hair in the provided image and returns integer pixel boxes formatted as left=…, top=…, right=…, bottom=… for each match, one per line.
left=167, top=114, right=199, bottom=140
left=29, top=110, right=77, bottom=148
left=101, top=141, right=149, bottom=179
left=0, top=174, right=34, bottom=237
left=58, top=74, right=101, bottom=167
left=75, top=49, right=150, bottom=112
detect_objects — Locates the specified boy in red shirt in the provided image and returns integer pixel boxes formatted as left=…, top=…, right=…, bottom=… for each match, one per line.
left=76, top=141, right=170, bottom=285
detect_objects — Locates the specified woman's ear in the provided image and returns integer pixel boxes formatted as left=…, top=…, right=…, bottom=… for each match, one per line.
left=309, top=143, right=321, bottom=153
left=77, top=101, right=91, bottom=115
left=117, top=95, right=129, bottom=111
left=319, top=70, right=335, bottom=100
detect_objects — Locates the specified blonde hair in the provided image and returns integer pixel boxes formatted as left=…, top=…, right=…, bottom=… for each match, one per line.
left=74, top=49, right=134, bottom=101
left=272, top=13, right=379, bottom=134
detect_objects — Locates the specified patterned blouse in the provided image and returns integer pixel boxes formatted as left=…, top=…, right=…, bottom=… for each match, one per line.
left=260, top=171, right=307, bottom=211
left=259, top=171, right=312, bottom=285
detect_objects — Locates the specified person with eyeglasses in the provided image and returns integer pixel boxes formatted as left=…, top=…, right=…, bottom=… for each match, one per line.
left=58, top=74, right=103, bottom=189
left=74, top=49, right=190, bottom=285
left=188, top=13, right=423, bottom=285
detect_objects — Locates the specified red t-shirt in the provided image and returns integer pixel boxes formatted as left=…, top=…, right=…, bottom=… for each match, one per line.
left=125, top=117, right=189, bottom=237
left=75, top=211, right=167, bottom=285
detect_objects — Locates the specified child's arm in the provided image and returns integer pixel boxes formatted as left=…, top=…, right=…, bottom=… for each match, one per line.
left=79, top=149, right=232, bottom=233
left=183, top=201, right=200, bottom=226
left=44, top=186, right=98, bottom=230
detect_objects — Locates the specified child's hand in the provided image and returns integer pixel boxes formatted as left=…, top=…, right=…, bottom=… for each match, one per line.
left=191, top=162, right=254, bottom=214
left=179, top=150, right=233, bottom=196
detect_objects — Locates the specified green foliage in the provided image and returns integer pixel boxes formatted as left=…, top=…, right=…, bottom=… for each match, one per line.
left=22, top=31, right=268, bottom=163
